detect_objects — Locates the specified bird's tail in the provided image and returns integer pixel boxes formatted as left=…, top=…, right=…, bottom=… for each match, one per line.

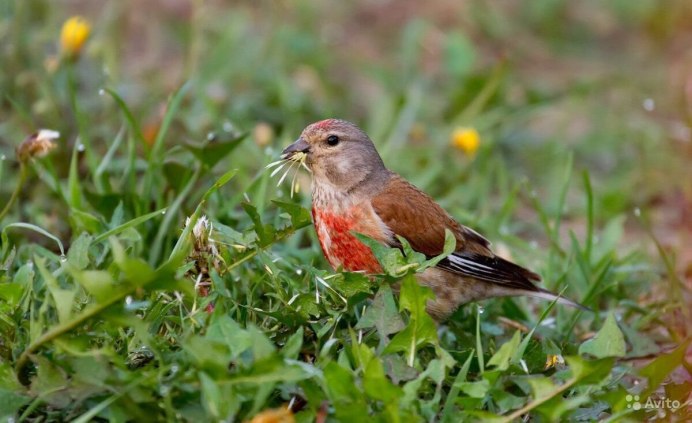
left=523, top=288, right=591, bottom=312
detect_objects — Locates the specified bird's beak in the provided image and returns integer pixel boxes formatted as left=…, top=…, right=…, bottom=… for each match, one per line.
left=281, top=137, right=310, bottom=160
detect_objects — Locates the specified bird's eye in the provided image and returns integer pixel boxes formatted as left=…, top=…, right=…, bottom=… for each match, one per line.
left=326, top=135, right=339, bottom=146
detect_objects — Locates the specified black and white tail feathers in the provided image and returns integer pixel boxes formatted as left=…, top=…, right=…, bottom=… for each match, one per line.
left=437, top=252, right=590, bottom=311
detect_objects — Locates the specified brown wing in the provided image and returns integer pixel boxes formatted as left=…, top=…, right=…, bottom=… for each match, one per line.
left=372, top=174, right=542, bottom=290
left=371, top=174, right=491, bottom=256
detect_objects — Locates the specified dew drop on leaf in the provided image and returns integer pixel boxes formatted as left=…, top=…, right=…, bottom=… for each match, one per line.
left=59, top=255, right=67, bottom=263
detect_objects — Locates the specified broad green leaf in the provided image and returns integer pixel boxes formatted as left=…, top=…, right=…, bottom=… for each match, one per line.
left=0, top=388, right=29, bottom=421
left=226, top=356, right=311, bottom=385
left=535, top=393, right=591, bottom=421
left=30, top=356, right=71, bottom=407
left=638, top=338, right=691, bottom=397
left=199, top=371, right=223, bottom=419
left=206, top=315, right=252, bottom=359
left=70, top=209, right=103, bottom=234
left=67, top=232, right=92, bottom=270
left=13, top=262, right=34, bottom=287
left=0, top=283, right=22, bottom=306
left=323, top=362, right=371, bottom=421
left=487, top=330, right=522, bottom=371
left=69, top=269, right=116, bottom=301
left=384, top=274, right=438, bottom=366
left=354, top=233, right=409, bottom=276
left=36, top=256, right=75, bottom=324
left=281, top=327, right=304, bottom=359
left=564, top=356, right=615, bottom=385
left=332, top=272, right=373, bottom=298
left=578, top=312, right=626, bottom=358
left=246, top=325, right=277, bottom=361
left=458, top=379, right=491, bottom=399
left=403, top=358, right=447, bottom=404
left=444, top=31, right=476, bottom=78
left=185, top=133, right=246, bottom=168
left=242, top=202, right=276, bottom=247
left=363, top=354, right=401, bottom=399
left=273, top=199, right=312, bottom=229
left=292, top=294, right=321, bottom=318
left=183, top=336, right=231, bottom=372
left=355, top=284, right=405, bottom=337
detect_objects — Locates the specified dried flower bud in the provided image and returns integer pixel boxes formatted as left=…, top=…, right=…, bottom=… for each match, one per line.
left=16, top=130, right=60, bottom=162
left=253, top=122, right=274, bottom=147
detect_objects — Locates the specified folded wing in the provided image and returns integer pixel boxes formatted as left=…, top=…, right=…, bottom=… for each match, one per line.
left=371, top=174, right=541, bottom=291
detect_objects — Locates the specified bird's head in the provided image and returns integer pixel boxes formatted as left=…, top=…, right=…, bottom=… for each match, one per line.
left=282, top=119, right=387, bottom=192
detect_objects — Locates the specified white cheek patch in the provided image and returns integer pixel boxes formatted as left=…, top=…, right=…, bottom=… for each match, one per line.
left=335, top=158, right=351, bottom=176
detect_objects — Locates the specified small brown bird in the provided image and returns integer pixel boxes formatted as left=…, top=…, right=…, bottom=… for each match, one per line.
left=281, top=119, right=585, bottom=320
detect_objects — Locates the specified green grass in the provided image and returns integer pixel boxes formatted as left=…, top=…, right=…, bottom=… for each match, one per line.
left=1, top=1, right=690, bottom=421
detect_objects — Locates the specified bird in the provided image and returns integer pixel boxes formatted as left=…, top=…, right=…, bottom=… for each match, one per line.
left=280, top=118, right=586, bottom=320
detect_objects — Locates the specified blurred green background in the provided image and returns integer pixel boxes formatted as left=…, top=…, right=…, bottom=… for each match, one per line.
left=0, top=0, right=691, bottom=421
left=2, top=0, right=690, bottom=260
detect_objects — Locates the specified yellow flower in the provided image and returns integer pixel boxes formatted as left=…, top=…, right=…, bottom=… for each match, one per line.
left=544, top=354, right=564, bottom=370
left=60, top=16, right=91, bottom=58
left=451, top=127, right=480, bottom=156
left=249, top=406, right=294, bottom=423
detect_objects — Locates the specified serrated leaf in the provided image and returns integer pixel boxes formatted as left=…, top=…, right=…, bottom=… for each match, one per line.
left=638, top=338, right=691, bottom=397
left=354, top=233, right=408, bottom=275
left=272, top=200, right=312, bottom=228
left=356, top=285, right=405, bottom=336
left=333, top=272, right=373, bottom=298
left=384, top=274, right=438, bottom=366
